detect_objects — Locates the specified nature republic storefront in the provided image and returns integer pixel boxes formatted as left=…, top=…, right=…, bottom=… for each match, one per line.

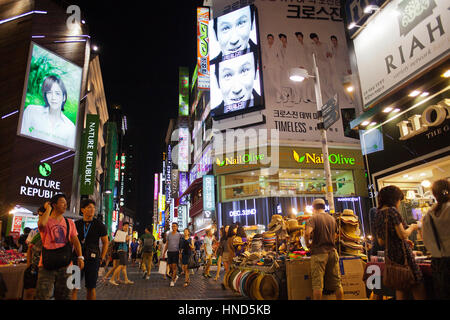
left=214, top=146, right=369, bottom=235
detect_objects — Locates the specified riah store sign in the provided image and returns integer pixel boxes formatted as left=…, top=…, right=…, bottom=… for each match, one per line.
left=80, top=114, right=99, bottom=195
left=353, top=0, right=450, bottom=108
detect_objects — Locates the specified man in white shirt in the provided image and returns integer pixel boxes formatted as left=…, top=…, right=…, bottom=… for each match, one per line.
left=262, top=34, right=282, bottom=103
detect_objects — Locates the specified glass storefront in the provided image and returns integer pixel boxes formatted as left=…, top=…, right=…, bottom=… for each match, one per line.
left=219, top=168, right=356, bottom=202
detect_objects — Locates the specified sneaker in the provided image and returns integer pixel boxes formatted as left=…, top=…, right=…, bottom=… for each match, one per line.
left=170, top=281, right=175, bottom=287
left=142, top=272, right=147, bottom=279
left=174, top=275, right=178, bottom=283
left=146, top=275, right=150, bottom=280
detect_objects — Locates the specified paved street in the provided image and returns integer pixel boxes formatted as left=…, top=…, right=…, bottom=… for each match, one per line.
left=77, top=263, right=248, bottom=300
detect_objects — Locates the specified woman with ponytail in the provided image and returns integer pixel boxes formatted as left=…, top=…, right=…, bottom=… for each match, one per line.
left=422, top=179, right=450, bottom=300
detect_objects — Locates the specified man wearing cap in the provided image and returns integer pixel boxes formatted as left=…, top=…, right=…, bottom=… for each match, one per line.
left=305, top=198, right=343, bottom=300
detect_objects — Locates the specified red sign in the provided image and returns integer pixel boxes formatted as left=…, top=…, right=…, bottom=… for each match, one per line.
left=12, top=216, right=23, bottom=232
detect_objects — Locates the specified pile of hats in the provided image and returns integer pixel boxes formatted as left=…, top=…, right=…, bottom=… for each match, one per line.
left=262, top=232, right=277, bottom=251
left=224, top=268, right=280, bottom=300
left=249, top=234, right=263, bottom=252
left=267, top=214, right=288, bottom=239
left=337, top=209, right=364, bottom=256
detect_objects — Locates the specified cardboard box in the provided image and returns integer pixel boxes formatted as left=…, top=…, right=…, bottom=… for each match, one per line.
left=286, top=257, right=367, bottom=300
left=286, top=259, right=313, bottom=300
left=339, top=257, right=367, bottom=300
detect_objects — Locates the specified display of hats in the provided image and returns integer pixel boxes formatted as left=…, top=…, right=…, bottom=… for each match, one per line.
left=223, top=268, right=233, bottom=289
left=268, top=215, right=283, bottom=229
left=287, top=219, right=302, bottom=232
left=341, top=229, right=361, bottom=243
left=233, top=270, right=244, bottom=292
left=297, top=214, right=312, bottom=222
left=340, top=240, right=364, bottom=255
left=239, top=271, right=252, bottom=296
left=228, top=268, right=241, bottom=290
left=258, top=274, right=280, bottom=300
left=244, top=271, right=259, bottom=298
left=339, top=209, right=359, bottom=224
left=233, top=236, right=244, bottom=246
left=250, top=273, right=263, bottom=300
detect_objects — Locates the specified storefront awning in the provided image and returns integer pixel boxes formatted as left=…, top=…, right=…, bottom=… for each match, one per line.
left=178, top=177, right=203, bottom=199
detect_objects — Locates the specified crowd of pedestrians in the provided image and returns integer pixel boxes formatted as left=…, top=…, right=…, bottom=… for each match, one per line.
left=11, top=177, right=449, bottom=299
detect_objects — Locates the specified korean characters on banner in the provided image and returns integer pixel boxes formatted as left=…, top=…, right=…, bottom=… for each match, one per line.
left=211, top=0, right=358, bottom=143
left=17, top=43, right=83, bottom=150
left=197, top=7, right=210, bottom=89
left=209, top=5, right=265, bottom=120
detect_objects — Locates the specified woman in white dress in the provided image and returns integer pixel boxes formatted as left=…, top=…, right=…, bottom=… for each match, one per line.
left=21, top=75, right=76, bottom=149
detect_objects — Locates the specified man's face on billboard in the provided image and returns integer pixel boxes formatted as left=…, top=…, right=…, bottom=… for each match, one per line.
left=218, top=52, right=256, bottom=106
left=267, top=35, right=274, bottom=46
left=279, top=36, right=287, bottom=45
left=331, top=37, right=338, bottom=47
left=217, top=6, right=252, bottom=55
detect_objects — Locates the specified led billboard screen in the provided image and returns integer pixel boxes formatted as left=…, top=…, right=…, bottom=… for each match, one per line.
left=209, top=5, right=264, bottom=120
left=17, top=43, right=82, bottom=150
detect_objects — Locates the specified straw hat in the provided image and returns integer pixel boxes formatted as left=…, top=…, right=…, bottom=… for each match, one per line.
left=244, top=271, right=259, bottom=298
left=239, top=271, right=252, bottom=296
left=233, top=236, right=244, bottom=246
left=287, top=219, right=302, bottom=232
left=258, top=274, right=280, bottom=300
left=268, top=214, right=283, bottom=229
left=252, top=273, right=265, bottom=300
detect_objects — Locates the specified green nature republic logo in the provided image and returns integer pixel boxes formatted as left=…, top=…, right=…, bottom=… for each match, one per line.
left=39, top=163, right=52, bottom=177
left=293, top=150, right=355, bottom=165
left=216, top=153, right=265, bottom=167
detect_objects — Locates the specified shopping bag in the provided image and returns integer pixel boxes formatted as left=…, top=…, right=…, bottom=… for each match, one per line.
left=159, top=261, right=167, bottom=274
left=98, top=267, right=105, bottom=278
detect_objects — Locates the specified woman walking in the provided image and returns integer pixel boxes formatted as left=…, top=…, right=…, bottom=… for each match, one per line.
left=421, top=179, right=450, bottom=300
left=221, top=224, right=237, bottom=289
left=180, top=228, right=195, bottom=287
left=214, top=226, right=228, bottom=281
left=374, top=185, right=426, bottom=299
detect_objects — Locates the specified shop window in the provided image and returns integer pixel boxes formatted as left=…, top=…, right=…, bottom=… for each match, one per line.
left=219, top=169, right=356, bottom=202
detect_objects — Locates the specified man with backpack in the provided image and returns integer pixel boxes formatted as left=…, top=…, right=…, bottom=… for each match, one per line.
left=35, top=194, right=84, bottom=300
left=139, top=226, right=156, bottom=280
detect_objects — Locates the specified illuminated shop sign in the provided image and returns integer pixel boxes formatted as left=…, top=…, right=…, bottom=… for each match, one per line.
left=203, top=175, right=215, bottom=212
left=154, top=174, right=159, bottom=200
left=115, top=154, right=120, bottom=182
left=179, top=67, right=189, bottom=116
left=337, top=197, right=360, bottom=202
left=178, top=127, right=190, bottom=172
left=396, top=99, right=450, bottom=141
left=121, top=153, right=126, bottom=170
left=197, top=7, right=210, bottom=89
left=80, top=114, right=99, bottom=195
left=229, top=208, right=257, bottom=217
left=216, top=153, right=265, bottom=167
left=19, top=163, right=62, bottom=199
left=293, top=150, right=355, bottom=165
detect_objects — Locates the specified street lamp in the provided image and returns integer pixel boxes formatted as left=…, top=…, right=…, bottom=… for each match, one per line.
left=290, top=53, right=335, bottom=213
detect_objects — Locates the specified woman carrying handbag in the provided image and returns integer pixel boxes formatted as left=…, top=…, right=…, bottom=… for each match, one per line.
left=374, top=185, right=426, bottom=300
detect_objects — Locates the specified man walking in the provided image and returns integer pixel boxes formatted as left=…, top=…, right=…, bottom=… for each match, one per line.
left=140, top=226, right=156, bottom=280
left=305, top=198, right=343, bottom=300
left=162, top=222, right=182, bottom=287
left=72, top=199, right=108, bottom=300
left=36, top=194, right=84, bottom=300
left=203, top=229, right=214, bottom=278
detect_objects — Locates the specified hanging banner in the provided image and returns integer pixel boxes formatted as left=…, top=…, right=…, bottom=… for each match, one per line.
left=203, top=175, right=215, bottom=221
left=80, top=114, right=99, bottom=195
left=179, top=67, right=190, bottom=116
left=197, top=7, right=210, bottom=89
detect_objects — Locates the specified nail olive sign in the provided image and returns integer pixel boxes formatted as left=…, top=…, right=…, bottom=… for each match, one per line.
left=293, top=150, right=356, bottom=165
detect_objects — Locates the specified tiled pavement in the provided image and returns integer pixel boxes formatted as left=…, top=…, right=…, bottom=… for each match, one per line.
left=77, top=264, right=249, bottom=300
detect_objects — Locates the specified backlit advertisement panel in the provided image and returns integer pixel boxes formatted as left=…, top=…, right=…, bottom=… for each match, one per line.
left=179, top=67, right=189, bottom=116
left=178, top=127, right=190, bottom=172
left=197, top=7, right=210, bottom=89
left=17, top=43, right=82, bottom=150
left=209, top=5, right=265, bottom=120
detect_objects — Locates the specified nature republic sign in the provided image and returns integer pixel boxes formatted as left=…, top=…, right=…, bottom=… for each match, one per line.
left=80, top=114, right=99, bottom=195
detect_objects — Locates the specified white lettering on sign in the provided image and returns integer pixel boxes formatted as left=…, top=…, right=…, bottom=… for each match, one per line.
left=20, top=176, right=62, bottom=199
left=396, top=99, right=450, bottom=140
left=229, top=209, right=257, bottom=217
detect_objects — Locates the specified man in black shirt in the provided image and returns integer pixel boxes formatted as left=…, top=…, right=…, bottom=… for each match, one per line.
left=72, top=199, right=109, bottom=300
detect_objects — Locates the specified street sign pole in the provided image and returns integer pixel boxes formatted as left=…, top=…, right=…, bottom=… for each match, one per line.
left=312, top=53, right=335, bottom=213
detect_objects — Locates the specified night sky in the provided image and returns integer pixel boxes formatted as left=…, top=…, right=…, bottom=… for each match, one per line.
left=73, top=1, right=204, bottom=228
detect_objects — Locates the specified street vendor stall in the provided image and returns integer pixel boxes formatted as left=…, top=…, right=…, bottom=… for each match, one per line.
left=0, top=250, right=27, bottom=300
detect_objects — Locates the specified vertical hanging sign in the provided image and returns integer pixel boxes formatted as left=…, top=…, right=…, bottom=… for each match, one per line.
left=203, top=175, right=215, bottom=221
left=80, top=114, right=99, bottom=195
left=197, top=7, right=210, bottom=89
left=179, top=67, right=189, bottom=116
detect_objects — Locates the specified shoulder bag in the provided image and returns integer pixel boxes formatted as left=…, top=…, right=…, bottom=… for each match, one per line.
left=382, top=211, right=416, bottom=290
left=42, top=218, right=73, bottom=270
